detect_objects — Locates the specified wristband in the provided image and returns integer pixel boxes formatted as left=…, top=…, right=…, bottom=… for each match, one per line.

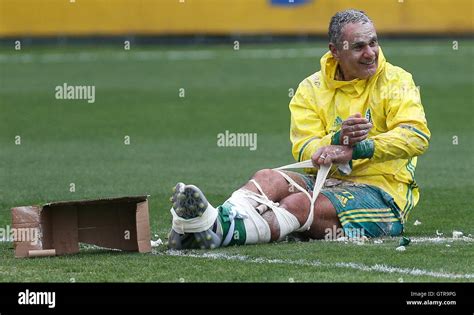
left=352, top=139, right=375, bottom=160
left=331, top=130, right=341, bottom=145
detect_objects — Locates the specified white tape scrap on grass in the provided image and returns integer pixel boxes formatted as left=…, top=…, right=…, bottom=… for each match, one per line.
left=164, top=250, right=474, bottom=280
left=151, top=239, right=163, bottom=247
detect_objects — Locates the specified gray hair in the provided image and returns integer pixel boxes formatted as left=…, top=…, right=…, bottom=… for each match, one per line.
left=328, top=9, right=372, bottom=48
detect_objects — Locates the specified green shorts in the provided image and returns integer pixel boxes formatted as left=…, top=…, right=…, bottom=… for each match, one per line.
left=292, top=172, right=404, bottom=238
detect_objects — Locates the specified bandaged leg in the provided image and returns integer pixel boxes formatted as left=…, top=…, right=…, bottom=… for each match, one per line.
left=274, top=165, right=332, bottom=231
left=167, top=181, right=272, bottom=249
left=168, top=182, right=222, bottom=250
left=168, top=164, right=331, bottom=249
left=218, top=189, right=271, bottom=245
left=238, top=165, right=332, bottom=241
left=223, top=180, right=306, bottom=243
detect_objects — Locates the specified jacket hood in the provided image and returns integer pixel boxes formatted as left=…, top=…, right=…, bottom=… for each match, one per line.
left=320, top=47, right=386, bottom=96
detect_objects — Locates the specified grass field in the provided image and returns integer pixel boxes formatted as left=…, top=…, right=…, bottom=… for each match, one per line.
left=0, top=39, right=473, bottom=282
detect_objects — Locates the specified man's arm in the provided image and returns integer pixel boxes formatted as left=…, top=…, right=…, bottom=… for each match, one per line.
left=290, top=82, right=333, bottom=162
left=353, top=74, right=430, bottom=162
left=290, top=82, right=372, bottom=164
left=311, top=74, right=430, bottom=166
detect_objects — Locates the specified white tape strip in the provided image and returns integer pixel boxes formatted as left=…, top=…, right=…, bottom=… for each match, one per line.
left=310, top=164, right=331, bottom=214
left=170, top=205, right=218, bottom=234
left=275, top=160, right=315, bottom=170
left=274, top=160, right=332, bottom=231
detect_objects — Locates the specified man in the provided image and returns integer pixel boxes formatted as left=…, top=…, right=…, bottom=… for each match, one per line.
left=168, top=9, right=430, bottom=249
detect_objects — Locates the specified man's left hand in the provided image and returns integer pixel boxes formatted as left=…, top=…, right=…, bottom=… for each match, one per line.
left=339, top=113, right=372, bottom=146
left=312, top=145, right=353, bottom=166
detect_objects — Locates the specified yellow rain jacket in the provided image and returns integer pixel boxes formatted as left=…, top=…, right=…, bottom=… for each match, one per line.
left=290, top=48, right=430, bottom=220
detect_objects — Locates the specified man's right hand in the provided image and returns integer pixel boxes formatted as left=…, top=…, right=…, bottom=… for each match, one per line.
left=339, top=113, right=373, bottom=146
left=312, top=145, right=353, bottom=166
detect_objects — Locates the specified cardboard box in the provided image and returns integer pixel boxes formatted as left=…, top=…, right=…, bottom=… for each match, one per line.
left=11, top=195, right=151, bottom=258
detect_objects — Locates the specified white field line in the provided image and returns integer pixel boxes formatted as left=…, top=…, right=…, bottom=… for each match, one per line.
left=410, top=236, right=473, bottom=243
left=0, top=45, right=472, bottom=64
left=0, top=48, right=323, bottom=63
left=327, top=235, right=474, bottom=244
left=162, top=249, right=474, bottom=280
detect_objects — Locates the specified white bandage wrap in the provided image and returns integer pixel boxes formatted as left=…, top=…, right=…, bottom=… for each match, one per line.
left=225, top=190, right=271, bottom=244
left=240, top=184, right=300, bottom=240
left=271, top=207, right=301, bottom=241
left=274, top=163, right=332, bottom=232
left=170, top=205, right=218, bottom=234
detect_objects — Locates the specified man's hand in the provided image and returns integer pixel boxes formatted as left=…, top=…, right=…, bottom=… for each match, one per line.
left=340, top=113, right=372, bottom=146
left=312, top=145, right=353, bottom=166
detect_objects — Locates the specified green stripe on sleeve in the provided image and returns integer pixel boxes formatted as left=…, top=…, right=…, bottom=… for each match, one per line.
left=400, top=125, right=430, bottom=141
left=297, top=136, right=319, bottom=162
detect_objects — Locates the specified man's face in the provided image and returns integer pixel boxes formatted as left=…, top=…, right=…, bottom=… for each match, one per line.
left=330, top=22, right=379, bottom=81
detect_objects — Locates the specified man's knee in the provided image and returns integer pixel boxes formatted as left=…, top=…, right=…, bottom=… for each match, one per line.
left=252, top=168, right=280, bottom=182
left=259, top=191, right=308, bottom=242
left=279, top=192, right=311, bottom=226
left=249, top=169, right=290, bottom=200
left=280, top=192, right=340, bottom=239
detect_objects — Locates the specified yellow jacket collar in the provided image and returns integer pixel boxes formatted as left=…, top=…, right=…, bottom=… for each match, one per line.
left=321, top=47, right=386, bottom=95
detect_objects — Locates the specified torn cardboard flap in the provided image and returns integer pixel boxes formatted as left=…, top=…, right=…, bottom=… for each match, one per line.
left=11, top=195, right=152, bottom=258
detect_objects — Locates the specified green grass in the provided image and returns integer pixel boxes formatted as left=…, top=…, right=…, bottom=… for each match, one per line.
left=0, top=40, right=473, bottom=282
